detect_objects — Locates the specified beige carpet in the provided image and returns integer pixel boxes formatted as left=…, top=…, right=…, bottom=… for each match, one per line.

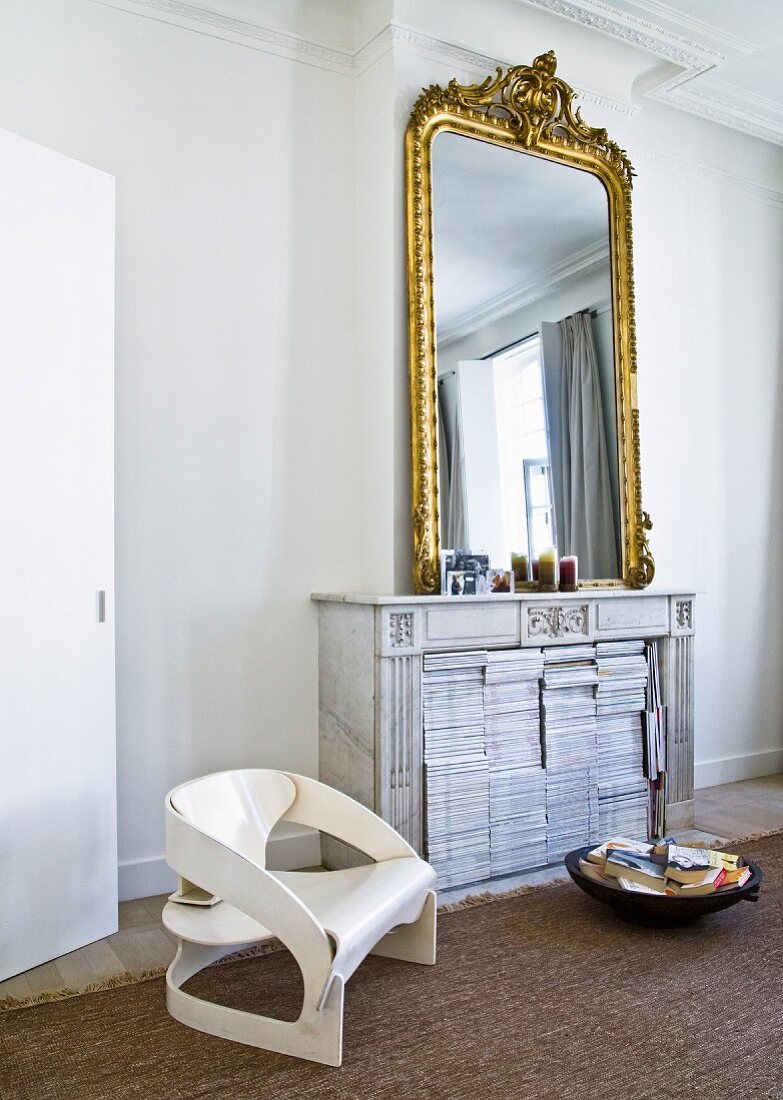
left=2, top=831, right=781, bottom=1100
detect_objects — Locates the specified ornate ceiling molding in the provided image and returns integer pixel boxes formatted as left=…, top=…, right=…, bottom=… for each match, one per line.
left=92, top=0, right=783, bottom=145
left=89, top=2, right=637, bottom=118
left=518, top=0, right=724, bottom=68
left=390, top=24, right=637, bottom=115
left=518, top=0, right=783, bottom=146
left=88, top=0, right=356, bottom=72
left=620, top=0, right=757, bottom=56
left=635, top=148, right=783, bottom=208
left=361, top=25, right=639, bottom=118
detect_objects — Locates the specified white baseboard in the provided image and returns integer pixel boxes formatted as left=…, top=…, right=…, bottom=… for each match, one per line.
left=694, top=749, right=783, bottom=790
left=118, top=855, right=177, bottom=902
left=117, top=823, right=322, bottom=902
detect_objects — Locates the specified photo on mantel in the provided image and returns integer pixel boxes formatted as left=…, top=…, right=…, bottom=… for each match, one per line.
left=446, top=570, right=478, bottom=596
left=487, top=568, right=514, bottom=594
left=440, top=549, right=490, bottom=594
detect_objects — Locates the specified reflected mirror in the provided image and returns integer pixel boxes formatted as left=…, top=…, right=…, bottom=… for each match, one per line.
left=433, top=133, right=620, bottom=579
left=405, top=52, right=655, bottom=593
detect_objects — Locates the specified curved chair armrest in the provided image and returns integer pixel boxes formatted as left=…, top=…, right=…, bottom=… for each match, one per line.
left=280, top=772, right=418, bottom=862
left=166, top=804, right=334, bottom=1009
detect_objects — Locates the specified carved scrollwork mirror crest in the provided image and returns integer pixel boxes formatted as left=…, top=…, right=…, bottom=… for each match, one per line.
left=406, top=50, right=654, bottom=594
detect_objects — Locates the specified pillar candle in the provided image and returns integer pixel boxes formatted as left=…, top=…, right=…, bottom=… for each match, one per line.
left=511, top=551, right=530, bottom=585
left=538, top=546, right=558, bottom=588
left=560, top=555, right=578, bottom=589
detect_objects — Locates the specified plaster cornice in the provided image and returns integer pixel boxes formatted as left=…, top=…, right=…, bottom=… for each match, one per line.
left=88, top=0, right=357, bottom=72
left=518, top=0, right=783, bottom=146
left=634, top=147, right=783, bottom=208
left=382, top=24, right=638, bottom=117
left=618, top=0, right=757, bottom=56
left=91, top=0, right=783, bottom=145
left=517, top=0, right=724, bottom=67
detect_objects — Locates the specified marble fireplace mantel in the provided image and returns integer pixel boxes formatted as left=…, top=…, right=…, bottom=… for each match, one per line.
left=312, top=588, right=695, bottom=874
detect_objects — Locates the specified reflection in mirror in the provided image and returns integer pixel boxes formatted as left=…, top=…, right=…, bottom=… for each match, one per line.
left=432, top=132, right=621, bottom=580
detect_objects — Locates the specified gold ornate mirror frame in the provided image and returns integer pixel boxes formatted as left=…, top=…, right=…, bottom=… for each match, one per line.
left=405, top=51, right=654, bottom=594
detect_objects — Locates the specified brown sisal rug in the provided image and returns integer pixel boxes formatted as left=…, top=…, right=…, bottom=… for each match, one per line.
left=2, top=832, right=782, bottom=1100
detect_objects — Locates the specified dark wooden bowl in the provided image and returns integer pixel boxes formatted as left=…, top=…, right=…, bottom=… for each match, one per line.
left=564, top=846, right=763, bottom=926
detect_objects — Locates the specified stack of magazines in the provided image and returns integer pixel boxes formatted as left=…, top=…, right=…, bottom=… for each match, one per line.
left=485, top=649, right=547, bottom=875
left=541, top=645, right=599, bottom=862
left=422, top=650, right=490, bottom=889
left=595, top=641, right=649, bottom=840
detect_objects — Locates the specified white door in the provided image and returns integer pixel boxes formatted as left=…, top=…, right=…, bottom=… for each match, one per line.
left=0, top=129, right=116, bottom=981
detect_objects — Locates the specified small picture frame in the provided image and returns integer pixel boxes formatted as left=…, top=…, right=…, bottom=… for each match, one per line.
left=486, top=568, right=514, bottom=594
left=446, top=570, right=478, bottom=596
left=441, top=549, right=490, bottom=594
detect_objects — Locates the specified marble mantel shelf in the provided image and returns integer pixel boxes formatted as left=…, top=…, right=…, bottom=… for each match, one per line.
left=311, top=587, right=696, bottom=605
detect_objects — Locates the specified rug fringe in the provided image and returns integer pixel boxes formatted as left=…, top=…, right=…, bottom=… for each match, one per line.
left=437, top=829, right=783, bottom=913
left=0, top=944, right=290, bottom=1014
left=0, top=966, right=169, bottom=1014
left=439, top=875, right=569, bottom=913
left=719, top=827, right=783, bottom=845
left=3, top=828, right=781, bottom=1014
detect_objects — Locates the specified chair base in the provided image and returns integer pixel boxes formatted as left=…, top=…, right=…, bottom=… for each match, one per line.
left=371, top=889, right=437, bottom=965
left=166, top=940, right=345, bottom=1067
left=165, top=889, right=437, bottom=1067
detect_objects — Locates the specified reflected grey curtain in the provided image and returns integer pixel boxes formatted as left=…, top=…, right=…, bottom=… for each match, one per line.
left=558, top=313, right=619, bottom=577
left=437, top=374, right=468, bottom=549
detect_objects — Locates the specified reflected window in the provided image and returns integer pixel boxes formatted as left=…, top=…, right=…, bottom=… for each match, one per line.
left=524, top=459, right=556, bottom=558
left=491, top=335, right=556, bottom=562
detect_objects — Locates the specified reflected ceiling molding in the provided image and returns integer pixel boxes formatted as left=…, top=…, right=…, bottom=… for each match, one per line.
left=438, top=240, right=610, bottom=348
left=517, top=0, right=783, bottom=145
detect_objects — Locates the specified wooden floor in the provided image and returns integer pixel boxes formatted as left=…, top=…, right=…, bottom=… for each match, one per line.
left=2, top=774, right=782, bottom=1006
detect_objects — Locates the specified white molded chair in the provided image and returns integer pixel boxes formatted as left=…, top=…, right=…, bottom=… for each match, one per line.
left=162, top=769, right=437, bottom=1066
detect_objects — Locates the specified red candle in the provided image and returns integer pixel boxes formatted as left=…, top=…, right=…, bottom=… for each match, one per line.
left=532, top=559, right=539, bottom=581
left=560, top=555, right=578, bottom=588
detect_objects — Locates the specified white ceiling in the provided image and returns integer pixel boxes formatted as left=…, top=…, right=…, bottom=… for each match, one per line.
left=521, top=0, right=783, bottom=144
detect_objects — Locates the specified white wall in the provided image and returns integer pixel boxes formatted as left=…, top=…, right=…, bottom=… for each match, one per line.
left=1, top=0, right=781, bottom=898
left=629, top=126, right=783, bottom=786
left=0, top=0, right=357, bottom=896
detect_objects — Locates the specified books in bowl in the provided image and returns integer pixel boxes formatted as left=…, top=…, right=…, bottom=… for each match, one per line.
left=565, top=837, right=761, bottom=924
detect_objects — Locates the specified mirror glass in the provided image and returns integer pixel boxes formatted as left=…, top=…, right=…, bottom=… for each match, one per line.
left=432, top=131, right=622, bottom=581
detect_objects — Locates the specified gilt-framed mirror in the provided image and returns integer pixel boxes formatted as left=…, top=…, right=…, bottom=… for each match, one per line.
left=405, top=51, right=654, bottom=595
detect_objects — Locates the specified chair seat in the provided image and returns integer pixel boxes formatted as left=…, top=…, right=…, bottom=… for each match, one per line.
left=163, top=857, right=435, bottom=959
left=274, top=857, right=436, bottom=980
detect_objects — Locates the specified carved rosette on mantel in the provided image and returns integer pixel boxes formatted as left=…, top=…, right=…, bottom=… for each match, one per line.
left=527, top=604, right=589, bottom=640
left=314, top=589, right=695, bottom=867
left=388, top=611, right=414, bottom=649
